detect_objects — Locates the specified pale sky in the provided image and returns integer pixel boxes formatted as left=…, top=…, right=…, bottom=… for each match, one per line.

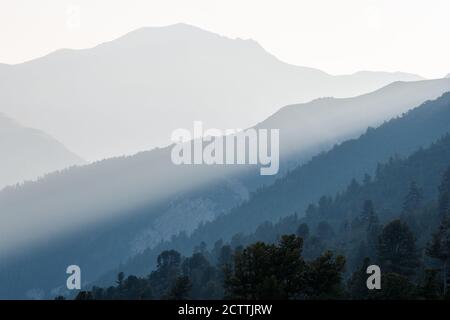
left=1, top=0, right=449, bottom=78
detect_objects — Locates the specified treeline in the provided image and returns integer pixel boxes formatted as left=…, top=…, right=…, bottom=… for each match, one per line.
left=72, top=217, right=449, bottom=300
left=74, top=235, right=346, bottom=300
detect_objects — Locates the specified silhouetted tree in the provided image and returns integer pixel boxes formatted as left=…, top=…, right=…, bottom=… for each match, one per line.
left=426, top=167, right=450, bottom=294
left=116, top=272, right=125, bottom=286
left=372, top=273, right=416, bottom=300
left=166, top=276, right=192, bottom=300
left=296, top=223, right=310, bottom=240
left=360, top=200, right=378, bottom=225
left=75, top=291, right=93, bottom=300
left=427, top=216, right=450, bottom=295
left=225, top=235, right=306, bottom=299
left=149, top=250, right=182, bottom=298
left=347, top=257, right=371, bottom=299
left=361, top=200, right=381, bottom=260
left=418, top=269, right=442, bottom=299
left=402, top=181, right=423, bottom=215
left=377, top=220, right=420, bottom=278
left=304, top=251, right=346, bottom=299
left=438, top=166, right=450, bottom=218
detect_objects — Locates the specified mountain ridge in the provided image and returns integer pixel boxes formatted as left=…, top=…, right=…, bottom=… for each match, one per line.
left=0, top=23, right=424, bottom=161
left=0, top=112, right=85, bottom=190
left=5, top=24, right=423, bottom=81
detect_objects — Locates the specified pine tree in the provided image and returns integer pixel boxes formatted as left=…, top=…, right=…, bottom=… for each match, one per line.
left=149, top=250, right=182, bottom=298
left=371, top=273, right=417, bottom=300
left=305, top=251, right=346, bottom=299
left=360, top=200, right=381, bottom=260
left=427, top=166, right=450, bottom=294
left=347, top=257, right=371, bottom=299
left=296, top=223, right=310, bottom=240
left=402, top=181, right=423, bottom=215
left=224, top=235, right=306, bottom=299
left=426, top=216, right=450, bottom=295
left=167, top=276, right=192, bottom=300
left=75, top=291, right=93, bottom=300
left=116, top=272, right=125, bottom=286
left=360, top=200, right=378, bottom=225
left=377, top=220, right=421, bottom=278
left=418, top=269, right=441, bottom=299
left=438, top=166, right=450, bottom=218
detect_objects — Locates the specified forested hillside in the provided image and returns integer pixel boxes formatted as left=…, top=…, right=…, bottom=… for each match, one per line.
left=84, top=133, right=450, bottom=300
left=91, top=92, right=450, bottom=283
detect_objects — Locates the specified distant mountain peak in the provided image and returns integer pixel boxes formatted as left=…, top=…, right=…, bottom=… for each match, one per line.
left=117, top=23, right=227, bottom=42
left=138, top=22, right=211, bottom=34
left=113, top=23, right=265, bottom=50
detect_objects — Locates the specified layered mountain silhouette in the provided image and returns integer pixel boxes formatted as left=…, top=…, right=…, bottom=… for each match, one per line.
left=1, top=80, right=450, bottom=298
left=0, top=113, right=84, bottom=190
left=0, top=23, right=423, bottom=161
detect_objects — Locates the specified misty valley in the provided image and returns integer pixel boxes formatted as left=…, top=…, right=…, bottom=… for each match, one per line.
left=1, top=3, right=450, bottom=311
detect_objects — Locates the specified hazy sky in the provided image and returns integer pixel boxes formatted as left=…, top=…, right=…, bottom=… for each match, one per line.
left=1, top=0, right=449, bottom=78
